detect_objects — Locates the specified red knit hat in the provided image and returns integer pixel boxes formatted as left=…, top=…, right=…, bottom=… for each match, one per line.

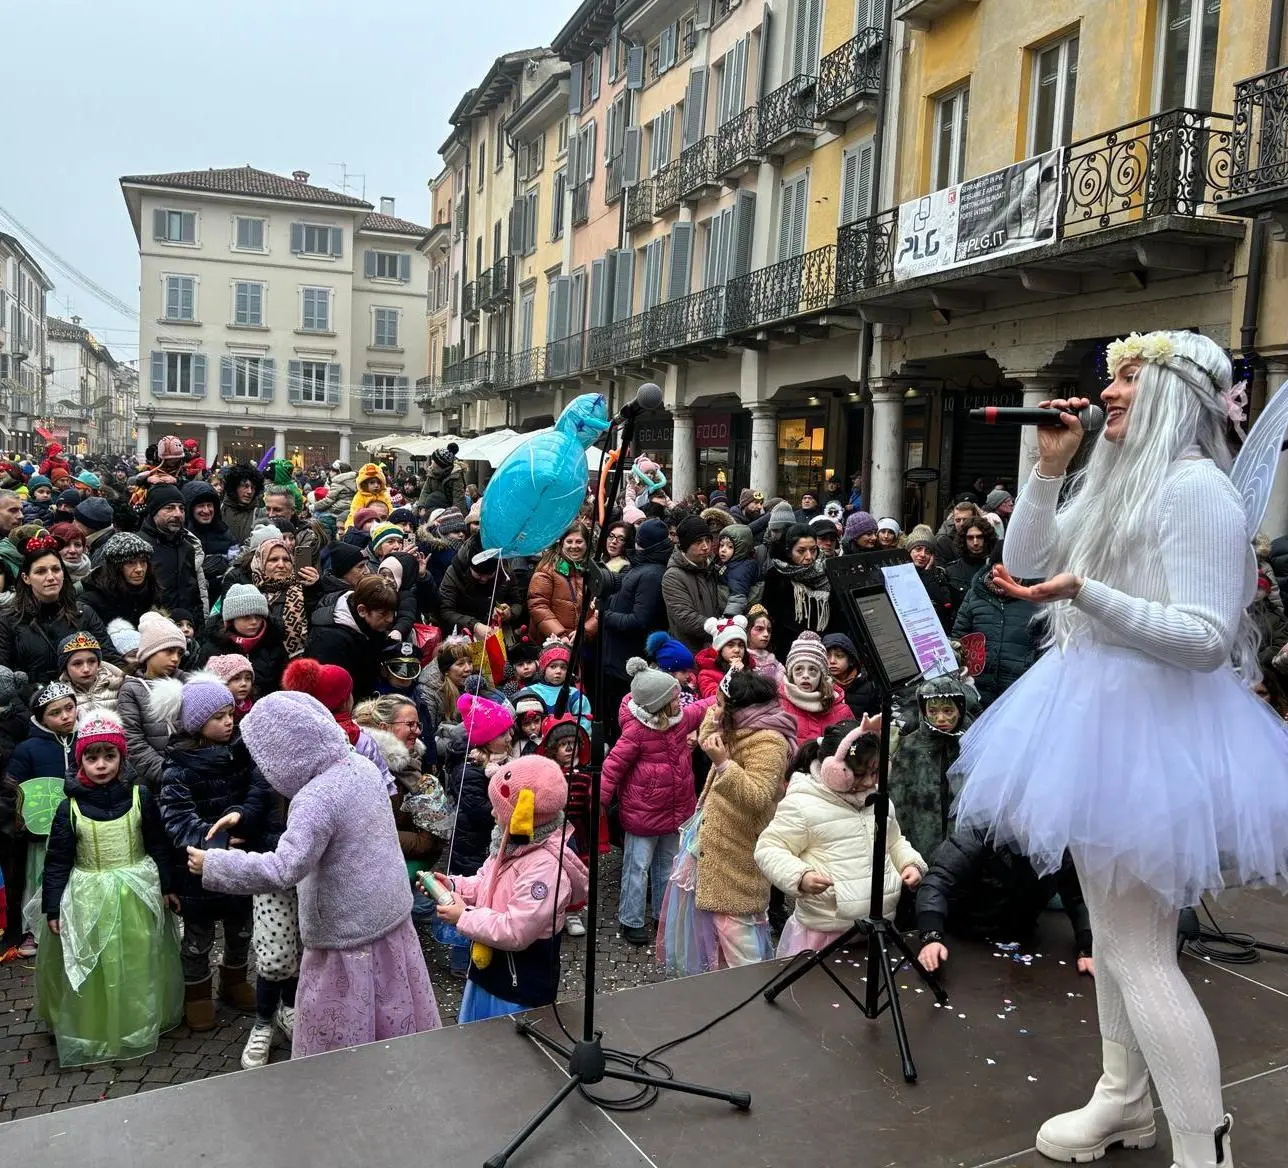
left=75, top=708, right=128, bottom=764
left=538, top=640, right=572, bottom=674
left=282, top=657, right=353, bottom=712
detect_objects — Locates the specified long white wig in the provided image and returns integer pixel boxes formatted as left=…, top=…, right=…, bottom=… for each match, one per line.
left=1045, top=330, right=1257, bottom=673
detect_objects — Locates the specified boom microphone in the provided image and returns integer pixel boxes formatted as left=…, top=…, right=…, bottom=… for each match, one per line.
left=969, top=404, right=1105, bottom=434
left=616, top=381, right=665, bottom=423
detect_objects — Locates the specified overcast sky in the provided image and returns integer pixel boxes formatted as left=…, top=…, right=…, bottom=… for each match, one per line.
left=2, top=0, right=560, bottom=367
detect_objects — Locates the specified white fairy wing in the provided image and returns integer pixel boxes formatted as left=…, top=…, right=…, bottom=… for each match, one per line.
left=1230, top=379, right=1288, bottom=538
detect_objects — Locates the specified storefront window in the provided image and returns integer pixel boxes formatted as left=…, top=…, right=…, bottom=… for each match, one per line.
left=777, top=415, right=825, bottom=501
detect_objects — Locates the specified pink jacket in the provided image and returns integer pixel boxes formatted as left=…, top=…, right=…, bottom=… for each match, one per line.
left=451, top=827, right=589, bottom=951
left=600, top=694, right=716, bottom=837
left=779, top=689, right=854, bottom=745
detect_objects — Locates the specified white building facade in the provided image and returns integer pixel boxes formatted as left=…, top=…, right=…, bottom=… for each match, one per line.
left=0, top=232, right=53, bottom=452
left=119, top=167, right=430, bottom=467
left=45, top=316, right=123, bottom=455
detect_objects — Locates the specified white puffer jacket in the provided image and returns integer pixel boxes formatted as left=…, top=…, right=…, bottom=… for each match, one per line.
left=755, top=769, right=926, bottom=931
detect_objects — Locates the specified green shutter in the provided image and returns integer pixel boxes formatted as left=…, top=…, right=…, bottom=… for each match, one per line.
left=220, top=356, right=235, bottom=401
left=288, top=360, right=303, bottom=404
left=329, top=227, right=343, bottom=257
left=364, top=250, right=377, bottom=279
left=260, top=359, right=276, bottom=404
left=191, top=355, right=208, bottom=398
left=290, top=222, right=304, bottom=254
left=326, top=363, right=342, bottom=406
left=150, top=351, right=165, bottom=394
left=152, top=209, right=167, bottom=241
left=398, top=253, right=411, bottom=282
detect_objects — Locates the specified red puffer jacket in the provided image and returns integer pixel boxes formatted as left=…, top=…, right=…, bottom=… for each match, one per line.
left=600, top=694, right=716, bottom=837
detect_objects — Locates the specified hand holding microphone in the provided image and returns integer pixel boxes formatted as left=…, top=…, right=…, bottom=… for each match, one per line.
left=968, top=397, right=1102, bottom=478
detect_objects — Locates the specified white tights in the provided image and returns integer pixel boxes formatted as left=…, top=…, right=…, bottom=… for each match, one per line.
left=1077, top=862, right=1223, bottom=1136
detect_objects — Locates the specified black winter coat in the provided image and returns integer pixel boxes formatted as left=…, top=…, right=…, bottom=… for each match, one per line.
left=196, top=613, right=289, bottom=697
left=945, top=553, right=989, bottom=608
left=438, top=537, right=521, bottom=636
left=42, top=770, right=170, bottom=918
left=1271, top=535, right=1288, bottom=609
left=601, top=541, right=671, bottom=679
left=0, top=602, right=124, bottom=683
left=0, top=699, right=30, bottom=838
left=304, top=593, right=387, bottom=699
left=184, top=481, right=235, bottom=603
left=159, top=737, right=273, bottom=918
left=952, top=578, right=1041, bottom=705
left=80, top=580, right=159, bottom=630
left=138, top=517, right=206, bottom=617
left=917, top=826, right=1092, bottom=956
left=919, top=564, right=956, bottom=633
left=440, top=734, right=491, bottom=878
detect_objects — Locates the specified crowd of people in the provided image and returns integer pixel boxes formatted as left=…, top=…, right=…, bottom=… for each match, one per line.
left=0, top=415, right=1285, bottom=1113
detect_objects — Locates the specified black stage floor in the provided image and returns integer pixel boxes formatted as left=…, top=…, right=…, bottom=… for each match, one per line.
left=9, top=887, right=1288, bottom=1167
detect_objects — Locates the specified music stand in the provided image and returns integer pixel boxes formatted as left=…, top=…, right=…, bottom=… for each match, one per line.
left=763, top=549, right=949, bottom=1082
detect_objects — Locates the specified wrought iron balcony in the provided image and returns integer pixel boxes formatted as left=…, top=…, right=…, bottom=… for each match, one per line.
left=679, top=136, right=720, bottom=200
left=610, top=311, right=652, bottom=365
left=758, top=76, right=820, bottom=156
left=546, top=331, right=587, bottom=379
left=715, top=106, right=760, bottom=178
left=606, top=154, right=626, bottom=205
left=835, top=108, right=1235, bottom=300
left=475, top=265, right=493, bottom=307
left=724, top=244, right=836, bottom=333
left=626, top=177, right=654, bottom=229
left=817, top=27, right=883, bottom=121
left=571, top=181, right=590, bottom=226
left=654, top=159, right=682, bottom=214
left=442, top=351, right=497, bottom=388
left=648, top=286, right=726, bottom=352
left=462, top=280, right=480, bottom=322
left=586, top=323, right=613, bottom=369
left=494, top=346, right=543, bottom=389
left=1221, top=65, right=1288, bottom=217
left=480, top=256, right=512, bottom=309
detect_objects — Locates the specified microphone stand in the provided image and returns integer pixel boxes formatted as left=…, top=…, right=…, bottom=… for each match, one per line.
left=488, top=403, right=749, bottom=1168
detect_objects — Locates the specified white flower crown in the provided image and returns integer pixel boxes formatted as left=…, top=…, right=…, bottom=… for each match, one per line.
left=1105, top=330, right=1247, bottom=435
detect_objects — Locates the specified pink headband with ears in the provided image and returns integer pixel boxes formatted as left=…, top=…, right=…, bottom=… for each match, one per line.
left=819, top=723, right=874, bottom=792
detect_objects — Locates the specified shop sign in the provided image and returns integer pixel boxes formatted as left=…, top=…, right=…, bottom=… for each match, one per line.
left=233, top=427, right=254, bottom=437
left=695, top=412, right=731, bottom=448
left=951, top=390, right=1023, bottom=412
left=893, top=149, right=1062, bottom=281
left=636, top=415, right=674, bottom=450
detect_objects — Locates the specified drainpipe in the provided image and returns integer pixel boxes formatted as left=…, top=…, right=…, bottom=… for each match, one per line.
left=1240, top=0, right=1284, bottom=410
left=858, top=0, right=896, bottom=505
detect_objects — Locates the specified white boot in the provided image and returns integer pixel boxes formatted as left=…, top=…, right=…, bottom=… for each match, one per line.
left=1036, top=1040, right=1156, bottom=1162
left=240, top=1022, right=275, bottom=1070
left=1170, top=1114, right=1233, bottom=1167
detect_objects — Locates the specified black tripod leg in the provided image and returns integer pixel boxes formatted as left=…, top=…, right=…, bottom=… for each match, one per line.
left=763, top=926, right=863, bottom=1003
left=483, top=1074, right=584, bottom=1168
left=868, top=930, right=918, bottom=1083
left=514, top=1018, right=576, bottom=1060
left=603, top=1066, right=752, bottom=1110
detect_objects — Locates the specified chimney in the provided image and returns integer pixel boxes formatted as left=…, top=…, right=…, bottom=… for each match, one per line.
left=292, top=170, right=310, bottom=183
left=380, top=196, right=396, bottom=216
left=71, top=315, right=82, bottom=326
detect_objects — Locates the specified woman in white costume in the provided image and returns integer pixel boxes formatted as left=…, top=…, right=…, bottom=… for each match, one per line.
left=952, top=330, right=1288, bottom=1168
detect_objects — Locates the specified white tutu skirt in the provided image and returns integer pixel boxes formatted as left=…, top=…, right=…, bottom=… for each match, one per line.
left=950, top=643, right=1288, bottom=908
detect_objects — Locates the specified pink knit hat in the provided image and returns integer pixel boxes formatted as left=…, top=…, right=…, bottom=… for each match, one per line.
left=488, top=755, right=568, bottom=838
left=206, top=653, right=255, bottom=684
left=457, top=693, right=515, bottom=747
left=786, top=630, right=830, bottom=680
left=136, top=611, right=186, bottom=662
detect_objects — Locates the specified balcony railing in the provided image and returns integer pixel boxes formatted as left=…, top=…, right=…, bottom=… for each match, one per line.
left=626, top=177, right=654, bottom=229
left=481, top=256, right=512, bottom=309
left=606, top=154, right=626, bottom=205
left=837, top=108, right=1234, bottom=298
left=817, top=27, right=884, bottom=118
left=679, top=135, right=719, bottom=198
left=758, top=76, right=819, bottom=153
left=572, top=181, right=590, bottom=226
left=586, top=323, right=614, bottom=369
left=649, top=286, right=726, bottom=351
left=547, top=331, right=587, bottom=379
left=1227, top=64, right=1288, bottom=207
left=715, top=106, right=760, bottom=176
left=725, top=244, right=836, bottom=332
left=462, top=280, right=480, bottom=322
left=442, top=351, right=497, bottom=388
left=654, top=158, right=682, bottom=213
left=475, top=265, right=493, bottom=307
left=610, top=311, right=652, bottom=364
left=496, top=346, right=543, bottom=388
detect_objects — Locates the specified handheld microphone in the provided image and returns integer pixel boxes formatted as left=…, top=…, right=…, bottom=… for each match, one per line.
left=615, top=381, right=665, bottom=424
left=969, top=404, right=1105, bottom=434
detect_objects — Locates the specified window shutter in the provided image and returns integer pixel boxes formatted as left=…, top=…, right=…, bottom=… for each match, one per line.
left=589, top=52, right=601, bottom=103
left=627, top=45, right=644, bottom=89
left=663, top=24, right=677, bottom=70
left=569, top=61, right=584, bottom=114
left=260, top=358, right=276, bottom=403
left=856, top=0, right=882, bottom=30
left=840, top=149, right=859, bottom=226
left=398, top=253, right=411, bottom=282
left=684, top=68, right=708, bottom=147
left=668, top=221, right=694, bottom=300
left=535, top=135, right=544, bottom=173
left=152, top=209, right=167, bottom=240
left=518, top=142, right=529, bottom=181
left=757, top=16, right=771, bottom=99
left=509, top=203, right=524, bottom=255
left=731, top=188, right=756, bottom=277
left=192, top=354, right=208, bottom=398
left=329, top=227, right=343, bottom=257
left=696, top=0, right=713, bottom=23
left=364, top=250, right=376, bottom=279
left=181, top=213, right=196, bottom=243
left=360, top=374, right=375, bottom=413
left=220, top=356, right=235, bottom=401
left=326, top=363, right=342, bottom=405
left=609, top=25, right=620, bottom=81
left=623, top=126, right=642, bottom=185
left=395, top=376, right=410, bottom=415
left=588, top=257, right=607, bottom=328
left=855, top=141, right=874, bottom=222
left=525, top=191, right=538, bottom=255
left=586, top=123, right=597, bottom=180
left=612, top=248, right=635, bottom=321
left=288, top=359, right=303, bottom=404
left=570, top=271, right=587, bottom=335
left=553, top=275, right=571, bottom=340
left=290, top=222, right=304, bottom=254
left=792, top=174, right=808, bottom=256
left=150, top=351, right=165, bottom=394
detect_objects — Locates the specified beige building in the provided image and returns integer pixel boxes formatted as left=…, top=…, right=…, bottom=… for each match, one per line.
left=46, top=316, right=129, bottom=454
left=0, top=232, right=54, bottom=451
left=120, top=166, right=430, bottom=466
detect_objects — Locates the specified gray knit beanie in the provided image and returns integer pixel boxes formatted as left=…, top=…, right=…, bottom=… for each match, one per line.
left=222, top=583, right=270, bottom=622
left=626, top=656, right=680, bottom=714
left=766, top=501, right=796, bottom=541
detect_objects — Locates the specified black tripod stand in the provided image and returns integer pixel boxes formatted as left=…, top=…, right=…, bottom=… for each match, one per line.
left=762, top=550, right=948, bottom=1083
left=486, top=386, right=749, bottom=1168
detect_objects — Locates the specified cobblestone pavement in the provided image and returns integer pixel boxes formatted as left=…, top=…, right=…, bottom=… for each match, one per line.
left=0, top=849, right=670, bottom=1124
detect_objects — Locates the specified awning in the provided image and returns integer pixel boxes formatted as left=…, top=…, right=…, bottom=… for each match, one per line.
left=457, top=427, right=603, bottom=470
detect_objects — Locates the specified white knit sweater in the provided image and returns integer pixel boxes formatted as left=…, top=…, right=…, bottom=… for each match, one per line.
left=1004, top=458, right=1255, bottom=672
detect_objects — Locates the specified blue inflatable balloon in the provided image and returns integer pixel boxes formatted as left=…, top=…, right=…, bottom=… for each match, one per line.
left=480, top=393, right=611, bottom=556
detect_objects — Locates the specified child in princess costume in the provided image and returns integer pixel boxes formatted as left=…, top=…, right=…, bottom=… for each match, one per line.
left=951, top=330, right=1288, bottom=1168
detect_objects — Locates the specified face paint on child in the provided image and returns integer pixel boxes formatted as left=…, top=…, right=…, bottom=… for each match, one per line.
left=790, top=661, right=823, bottom=692
left=924, top=697, right=961, bottom=733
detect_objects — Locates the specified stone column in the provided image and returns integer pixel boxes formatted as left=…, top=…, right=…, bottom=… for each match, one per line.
left=273, top=428, right=287, bottom=459
left=1262, top=359, right=1288, bottom=539
left=869, top=383, right=905, bottom=522
left=671, top=407, right=696, bottom=501
left=338, top=429, right=352, bottom=465
left=749, top=403, right=778, bottom=499
left=204, top=425, right=219, bottom=466
left=135, top=421, right=150, bottom=460
left=1010, top=372, right=1066, bottom=485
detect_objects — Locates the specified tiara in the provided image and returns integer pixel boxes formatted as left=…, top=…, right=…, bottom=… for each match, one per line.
left=718, top=670, right=735, bottom=698
left=61, top=631, right=100, bottom=654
